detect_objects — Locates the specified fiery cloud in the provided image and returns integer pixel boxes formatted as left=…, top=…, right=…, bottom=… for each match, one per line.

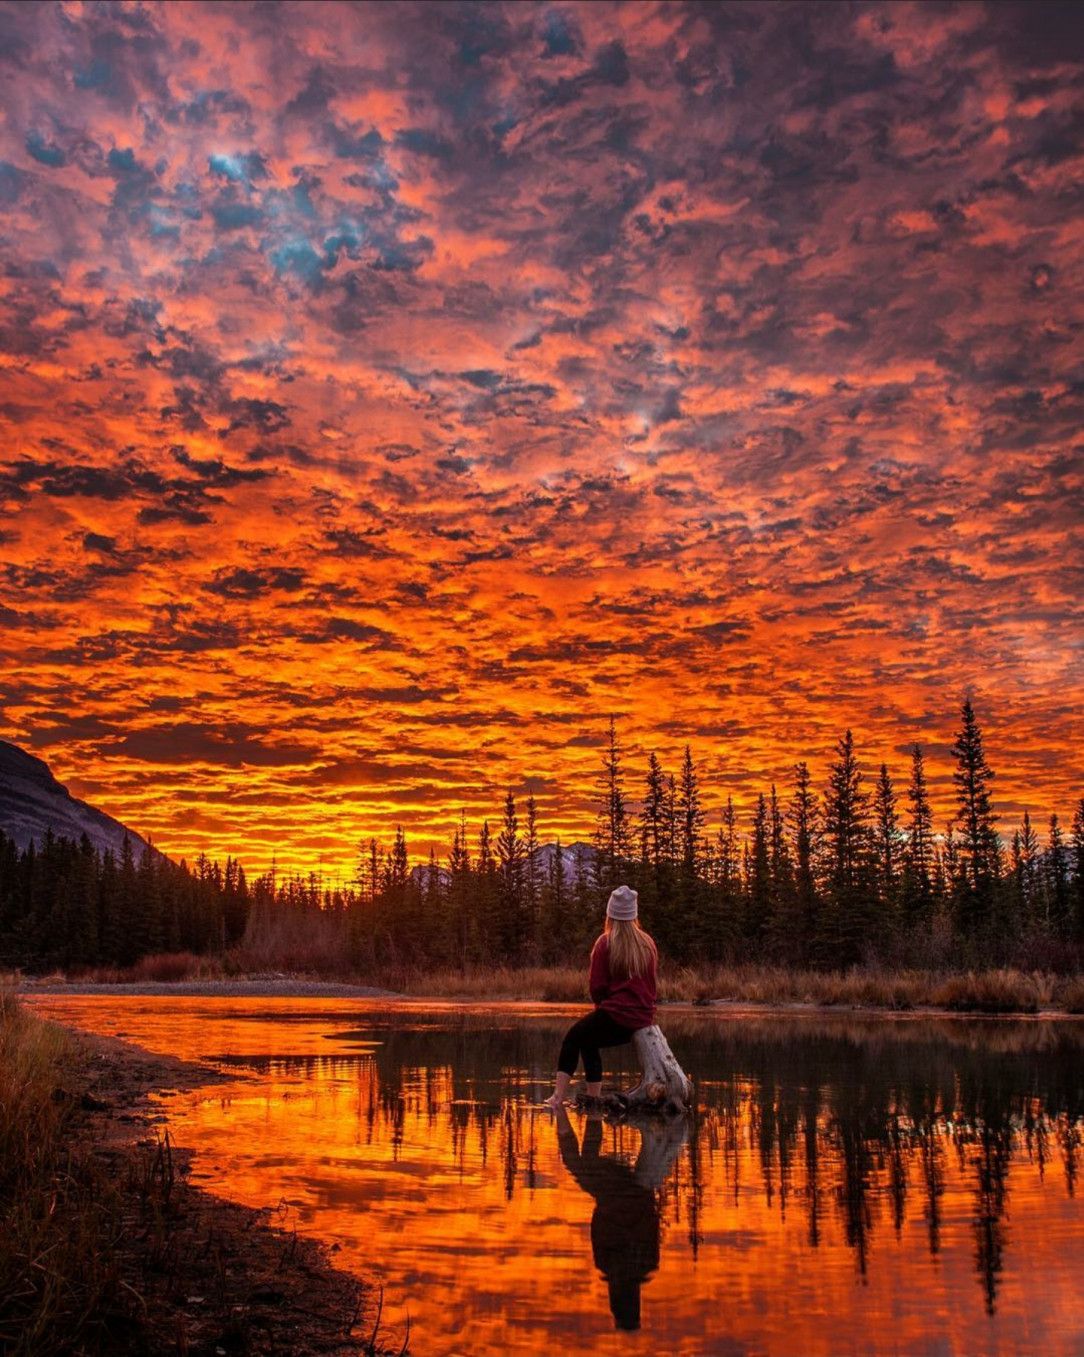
left=1, top=1, right=1081, bottom=874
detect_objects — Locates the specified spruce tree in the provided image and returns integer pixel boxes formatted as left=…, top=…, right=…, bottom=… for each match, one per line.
left=709, top=796, right=742, bottom=959
left=497, top=790, right=526, bottom=957
left=543, top=839, right=575, bottom=962
left=1017, top=812, right=1041, bottom=932
left=1072, top=798, right=1084, bottom=944
left=789, top=763, right=820, bottom=963
left=447, top=811, right=473, bottom=964
left=951, top=697, right=1000, bottom=942
left=638, top=751, right=667, bottom=919
left=116, top=836, right=140, bottom=966
left=768, top=784, right=795, bottom=959
left=524, top=794, right=541, bottom=948
left=69, top=832, right=99, bottom=967
left=476, top=818, right=499, bottom=955
left=1046, top=814, right=1070, bottom=935
left=639, top=753, right=666, bottom=865
left=676, top=745, right=706, bottom=949
left=821, top=730, right=875, bottom=965
left=747, top=793, right=772, bottom=947
left=872, top=762, right=902, bottom=930
left=901, top=745, right=935, bottom=933
left=136, top=845, right=165, bottom=956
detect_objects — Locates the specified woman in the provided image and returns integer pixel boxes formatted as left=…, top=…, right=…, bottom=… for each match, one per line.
left=544, top=885, right=657, bottom=1109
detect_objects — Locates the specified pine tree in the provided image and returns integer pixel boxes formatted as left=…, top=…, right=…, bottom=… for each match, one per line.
left=524, top=794, right=541, bottom=950
left=497, top=790, right=526, bottom=957
left=136, top=845, right=165, bottom=956
left=676, top=745, right=706, bottom=952
left=747, top=793, right=772, bottom=946
left=116, top=836, right=140, bottom=966
left=873, top=762, right=902, bottom=927
left=571, top=843, right=596, bottom=952
left=663, top=773, right=678, bottom=866
left=789, top=763, right=820, bottom=964
left=1071, top=798, right=1084, bottom=944
left=767, top=784, right=795, bottom=959
left=638, top=751, right=667, bottom=919
left=543, top=839, right=574, bottom=962
left=1045, top=814, right=1070, bottom=935
left=678, top=747, right=705, bottom=878
left=951, top=697, right=1000, bottom=941
left=639, top=753, right=665, bottom=866
left=939, top=823, right=961, bottom=911
left=821, top=730, right=875, bottom=965
left=901, top=745, right=935, bottom=932
left=708, top=796, right=742, bottom=959
left=68, top=832, right=99, bottom=967
left=447, top=811, right=473, bottom=964
left=1017, top=812, right=1041, bottom=932
left=476, top=818, right=499, bottom=955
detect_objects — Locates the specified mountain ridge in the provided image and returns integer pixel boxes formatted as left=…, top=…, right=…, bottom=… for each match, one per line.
left=0, top=738, right=158, bottom=861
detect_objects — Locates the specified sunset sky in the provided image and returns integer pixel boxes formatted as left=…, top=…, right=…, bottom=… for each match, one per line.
left=1, top=0, right=1081, bottom=877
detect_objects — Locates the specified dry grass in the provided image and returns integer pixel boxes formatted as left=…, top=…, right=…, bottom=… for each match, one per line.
left=77, top=950, right=225, bottom=984
left=0, top=990, right=129, bottom=1355
left=930, top=968, right=1051, bottom=1014
left=391, top=962, right=1083, bottom=1014
left=50, top=949, right=1084, bottom=1017
left=1053, top=974, right=1084, bottom=1013
left=0, top=990, right=407, bottom=1355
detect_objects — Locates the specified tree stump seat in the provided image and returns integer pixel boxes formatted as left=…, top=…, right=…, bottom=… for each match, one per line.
left=577, top=1024, right=692, bottom=1117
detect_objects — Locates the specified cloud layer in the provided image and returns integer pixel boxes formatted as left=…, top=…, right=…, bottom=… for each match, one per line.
left=1, top=0, right=1081, bottom=873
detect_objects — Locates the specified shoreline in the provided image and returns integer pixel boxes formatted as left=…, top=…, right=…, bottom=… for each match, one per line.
left=19, top=974, right=1084, bottom=1019
left=25, top=1013, right=403, bottom=1355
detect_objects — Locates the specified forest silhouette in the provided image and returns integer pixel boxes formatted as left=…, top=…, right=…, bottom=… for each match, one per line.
left=2, top=698, right=1082, bottom=976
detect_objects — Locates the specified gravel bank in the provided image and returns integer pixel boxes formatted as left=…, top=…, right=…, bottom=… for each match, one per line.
left=21, top=977, right=403, bottom=998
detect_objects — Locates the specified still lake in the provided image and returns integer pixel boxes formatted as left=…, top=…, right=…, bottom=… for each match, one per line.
left=28, top=996, right=1084, bottom=1357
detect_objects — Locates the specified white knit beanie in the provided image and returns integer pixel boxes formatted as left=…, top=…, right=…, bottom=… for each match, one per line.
left=606, top=885, right=638, bottom=921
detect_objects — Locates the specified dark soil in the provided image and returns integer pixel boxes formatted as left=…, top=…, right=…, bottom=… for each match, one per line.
left=57, top=1027, right=403, bottom=1356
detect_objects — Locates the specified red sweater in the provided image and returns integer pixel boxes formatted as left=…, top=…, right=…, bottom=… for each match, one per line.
left=588, top=932, right=657, bottom=1030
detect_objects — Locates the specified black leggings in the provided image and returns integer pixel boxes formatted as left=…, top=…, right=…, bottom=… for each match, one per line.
left=558, top=1008, right=635, bottom=1083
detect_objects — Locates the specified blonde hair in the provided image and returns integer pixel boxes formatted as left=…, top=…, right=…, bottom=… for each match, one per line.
left=604, top=916, right=656, bottom=981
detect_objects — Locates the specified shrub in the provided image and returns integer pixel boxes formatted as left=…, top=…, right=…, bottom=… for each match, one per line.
left=932, top=968, right=1045, bottom=1014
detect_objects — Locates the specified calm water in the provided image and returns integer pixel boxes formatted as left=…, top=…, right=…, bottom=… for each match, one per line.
left=29, top=997, right=1084, bottom=1357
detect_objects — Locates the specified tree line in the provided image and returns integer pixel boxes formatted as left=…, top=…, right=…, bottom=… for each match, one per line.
left=343, top=698, right=1084, bottom=971
left=2, top=698, right=1082, bottom=974
left=0, top=833, right=248, bottom=972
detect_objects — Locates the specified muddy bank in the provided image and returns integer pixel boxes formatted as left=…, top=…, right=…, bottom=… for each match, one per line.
left=24, top=977, right=401, bottom=999
left=49, top=1023, right=404, bottom=1355
left=23, top=977, right=1084, bottom=1019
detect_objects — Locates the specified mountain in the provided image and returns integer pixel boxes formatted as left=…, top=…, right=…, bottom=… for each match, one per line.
left=0, top=739, right=157, bottom=861
left=407, top=840, right=598, bottom=888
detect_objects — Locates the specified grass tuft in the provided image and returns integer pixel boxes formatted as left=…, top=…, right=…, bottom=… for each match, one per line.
left=0, top=989, right=130, bottom=1355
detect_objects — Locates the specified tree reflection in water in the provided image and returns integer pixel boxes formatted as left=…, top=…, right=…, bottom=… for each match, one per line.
left=27, top=999, right=1084, bottom=1345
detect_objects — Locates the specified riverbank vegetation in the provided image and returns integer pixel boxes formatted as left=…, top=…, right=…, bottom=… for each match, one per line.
left=0, top=990, right=126, bottom=1354
left=3, top=698, right=1082, bottom=987
left=0, top=991, right=402, bottom=1355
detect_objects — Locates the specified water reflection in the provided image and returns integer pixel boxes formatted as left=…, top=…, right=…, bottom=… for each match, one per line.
left=554, top=1108, right=687, bottom=1330
left=27, top=998, right=1084, bottom=1357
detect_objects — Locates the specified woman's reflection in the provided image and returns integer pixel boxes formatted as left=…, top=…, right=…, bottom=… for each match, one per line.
left=553, top=1106, right=687, bottom=1331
